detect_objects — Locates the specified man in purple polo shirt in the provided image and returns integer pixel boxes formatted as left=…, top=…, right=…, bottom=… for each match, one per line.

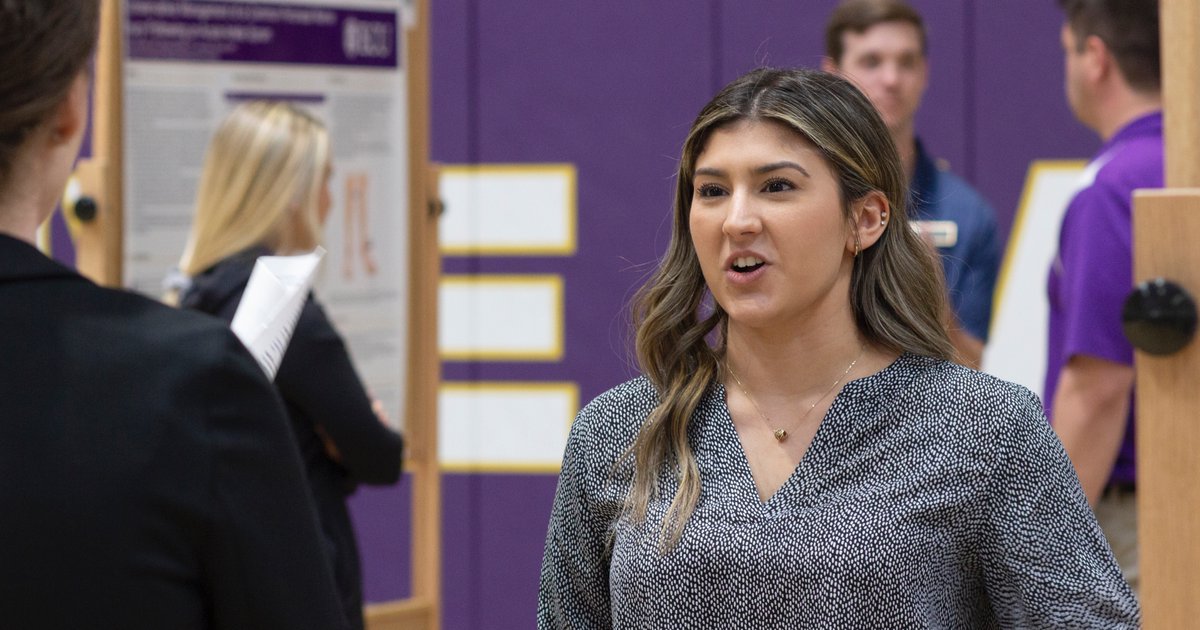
left=1049, top=0, right=1161, bottom=592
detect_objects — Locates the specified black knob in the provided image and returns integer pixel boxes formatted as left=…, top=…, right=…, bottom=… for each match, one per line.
left=74, top=196, right=98, bottom=222
left=1122, top=279, right=1198, bottom=356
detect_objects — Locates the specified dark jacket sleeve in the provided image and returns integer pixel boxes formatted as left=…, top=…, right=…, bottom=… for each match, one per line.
left=274, top=293, right=403, bottom=484
left=201, top=331, right=349, bottom=630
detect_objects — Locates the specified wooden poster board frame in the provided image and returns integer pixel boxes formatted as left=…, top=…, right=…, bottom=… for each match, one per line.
left=77, top=1, right=440, bottom=628
left=1134, top=1, right=1200, bottom=627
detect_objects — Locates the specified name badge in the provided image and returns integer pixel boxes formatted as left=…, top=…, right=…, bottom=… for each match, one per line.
left=911, top=220, right=958, bottom=248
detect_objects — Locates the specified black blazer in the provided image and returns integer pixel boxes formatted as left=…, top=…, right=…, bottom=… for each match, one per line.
left=0, top=234, right=346, bottom=630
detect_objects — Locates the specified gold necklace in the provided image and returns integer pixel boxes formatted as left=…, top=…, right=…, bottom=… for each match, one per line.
left=726, top=344, right=866, bottom=442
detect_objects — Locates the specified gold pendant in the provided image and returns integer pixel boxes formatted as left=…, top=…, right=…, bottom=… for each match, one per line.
left=773, top=428, right=788, bottom=442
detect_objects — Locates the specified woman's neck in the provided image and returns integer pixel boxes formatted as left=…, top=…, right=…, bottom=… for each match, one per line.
left=0, top=137, right=69, bottom=246
left=723, top=315, right=867, bottom=400
left=0, top=188, right=45, bottom=245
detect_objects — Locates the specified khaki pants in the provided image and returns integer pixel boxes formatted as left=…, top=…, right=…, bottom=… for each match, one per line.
left=1095, top=490, right=1139, bottom=594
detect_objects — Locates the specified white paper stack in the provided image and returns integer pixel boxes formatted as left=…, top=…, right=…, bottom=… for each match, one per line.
left=230, top=247, right=326, bottom=379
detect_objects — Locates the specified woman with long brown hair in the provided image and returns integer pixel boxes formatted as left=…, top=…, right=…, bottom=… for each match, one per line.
left=537, top=67, right=1137, bottom=627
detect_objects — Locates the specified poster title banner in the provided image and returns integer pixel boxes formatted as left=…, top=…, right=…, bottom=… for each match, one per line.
left=128, top=0, right=400, bottom=68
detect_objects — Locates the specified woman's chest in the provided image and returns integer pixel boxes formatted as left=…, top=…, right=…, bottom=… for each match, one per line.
left=604, top=436, right=988, bottom=624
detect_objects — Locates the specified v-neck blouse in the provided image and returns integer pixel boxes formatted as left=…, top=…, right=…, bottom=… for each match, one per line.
left=537, top=353, right=1139, bottom=628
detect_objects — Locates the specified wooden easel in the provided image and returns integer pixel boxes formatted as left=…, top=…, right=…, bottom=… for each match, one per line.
left=1133, top=1, right=1200, bottom=626
left=76, top=2, right=441, bottom=628
left=364, top=0, right=443, bottom=627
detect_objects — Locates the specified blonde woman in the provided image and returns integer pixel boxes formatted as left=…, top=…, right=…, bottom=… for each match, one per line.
left=537, top=68, right=1137, bottom=627
left=175, top=101, right=403, bottom=630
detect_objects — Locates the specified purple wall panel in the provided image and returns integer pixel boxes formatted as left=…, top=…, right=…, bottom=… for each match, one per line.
left=972, top=3, right=1097, bottom=245
left=431, top=0, right=472, bottom=164
left=348, top=477, right=413, bottom=603
left=439, top=474, right=558, bottom=628
left=439, top=474, right=476, bottom=630
left=475, top=475, right=559, bottom=629
left=907, top=0, right=970, bottom=180
left=718, top=0, right=827, bottom=73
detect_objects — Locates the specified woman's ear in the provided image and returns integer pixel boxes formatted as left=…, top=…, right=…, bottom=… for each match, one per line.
left=48, top=73, right=89, bottom=149
left=846, top=190, right=889, bottom=255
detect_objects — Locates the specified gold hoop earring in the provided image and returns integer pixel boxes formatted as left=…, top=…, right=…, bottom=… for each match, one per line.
left=853, top=234, right=861, bottom=258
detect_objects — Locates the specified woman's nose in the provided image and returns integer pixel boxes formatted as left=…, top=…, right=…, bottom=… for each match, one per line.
left=722, top=192, right=761, bottom=237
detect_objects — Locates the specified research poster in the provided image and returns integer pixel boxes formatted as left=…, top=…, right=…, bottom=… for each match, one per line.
left=123, top=0, right=409, bottom=425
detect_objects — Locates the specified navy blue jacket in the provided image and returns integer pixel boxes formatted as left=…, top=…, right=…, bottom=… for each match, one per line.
left=910, top=139, right=1002, bottom=341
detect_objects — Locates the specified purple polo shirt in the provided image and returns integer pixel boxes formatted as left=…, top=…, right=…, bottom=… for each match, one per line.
left=1044, top=111, right=1163, bottom=487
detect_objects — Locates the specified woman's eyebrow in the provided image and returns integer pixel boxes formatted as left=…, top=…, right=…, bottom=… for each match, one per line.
left=694, top=161, right=811, bottom=178
left=755, top=161, right=810, bottom=177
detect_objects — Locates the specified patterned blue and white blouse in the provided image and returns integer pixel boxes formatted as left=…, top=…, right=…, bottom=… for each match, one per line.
left=538, top=353, right=1139, bottom=628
